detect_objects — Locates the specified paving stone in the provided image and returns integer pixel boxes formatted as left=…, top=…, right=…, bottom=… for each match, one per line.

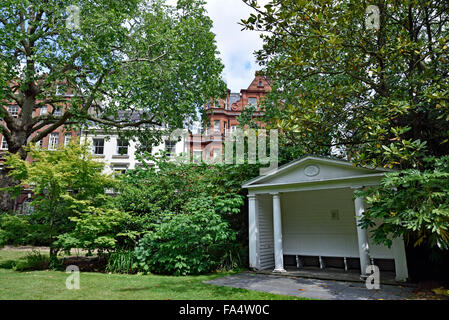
left=204, top=272, right=416, bottom=300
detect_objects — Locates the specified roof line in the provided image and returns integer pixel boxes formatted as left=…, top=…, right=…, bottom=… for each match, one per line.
left=242, top=154, right=392, bottom=188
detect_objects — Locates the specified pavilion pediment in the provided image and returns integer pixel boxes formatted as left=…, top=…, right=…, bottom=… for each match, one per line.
left=243, top=156, right=389, bottom=188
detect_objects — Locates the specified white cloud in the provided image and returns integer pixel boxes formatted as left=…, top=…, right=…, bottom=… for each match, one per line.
left=167, top=0, right=266, bottom=92
left=204, top=0, right=265, bottom=92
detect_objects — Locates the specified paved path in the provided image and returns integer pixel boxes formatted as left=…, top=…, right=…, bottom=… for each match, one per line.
left=205, top=272, right=416, bottom=300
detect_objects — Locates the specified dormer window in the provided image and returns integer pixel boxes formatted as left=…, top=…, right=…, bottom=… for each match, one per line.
left=258, top=80, right=263, bottom=87
left=248, top=97, right=257, bottom=106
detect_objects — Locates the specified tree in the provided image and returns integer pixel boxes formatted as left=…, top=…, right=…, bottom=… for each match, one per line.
left=2, top=142, right=116, bottom=262
left=357, top=156, right=449, bottom=250
left=115, top=154, right=255, bottom=236
left=0, top=0, right=226, bottom=210
left=241, top=0, right=449, bottom=168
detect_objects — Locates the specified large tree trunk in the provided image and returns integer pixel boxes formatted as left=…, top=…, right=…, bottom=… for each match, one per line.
left=0, top=143, right=26, bottom=213
left=0, top=167, right=17, bottom=212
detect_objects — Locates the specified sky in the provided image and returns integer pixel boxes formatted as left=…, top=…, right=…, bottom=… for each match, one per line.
left=167, top=0, right=266, bottom=92
left=203, top=0, right=265, bottom=92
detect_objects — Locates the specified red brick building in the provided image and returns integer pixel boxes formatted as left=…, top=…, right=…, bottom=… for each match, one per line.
left=188, top=72, right=271, bottom=162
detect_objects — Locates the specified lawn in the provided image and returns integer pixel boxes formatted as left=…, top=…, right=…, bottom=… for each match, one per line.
left=0, top=249, right=305, bottom=300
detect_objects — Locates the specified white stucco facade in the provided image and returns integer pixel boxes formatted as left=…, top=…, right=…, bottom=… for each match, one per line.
left=243, top=156, right=409, bottom=282
left=79, top=128, right=187, bottom=175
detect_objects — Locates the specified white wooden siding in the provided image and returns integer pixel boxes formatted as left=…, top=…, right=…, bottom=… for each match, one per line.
left=257, top=194, right=275, bottom=269
left=280, top=188, right=394, bottom=259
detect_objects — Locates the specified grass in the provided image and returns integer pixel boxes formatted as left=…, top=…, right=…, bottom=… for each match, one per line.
left=0, top=249, right=306, bottom=300
left=0, top=249, right=34, bottom=263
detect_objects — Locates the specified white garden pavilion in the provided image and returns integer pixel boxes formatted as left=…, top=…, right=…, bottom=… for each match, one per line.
left=242, top=156, right=408, bottom=282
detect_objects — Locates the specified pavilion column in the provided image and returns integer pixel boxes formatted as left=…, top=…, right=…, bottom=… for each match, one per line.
left=353, top=188, right=371, bottom=277
left=248, top=194, right=259, bottom=270
left=392, top=236, right=409, bottom=282
left=272, top=192, right=286, bottom=273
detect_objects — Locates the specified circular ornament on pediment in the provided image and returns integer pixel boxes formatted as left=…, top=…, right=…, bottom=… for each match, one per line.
left=304, top=165, right=320, bottom=177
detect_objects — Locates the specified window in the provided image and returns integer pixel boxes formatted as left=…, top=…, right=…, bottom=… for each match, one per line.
left=35, top=132, right=43, bottom=148
left=258, top=80, right=263, bottom=87
left=223, top=122, right=228, bottom=135
left=40, top=106, right=48, bottom=115
left=113, top=166, right=127, bottom=175
left=0, top=136, right=8, bottom=150
left=214, top=120, right=220, bottom=134
left=64, top=133, right=72, bottom=147
left=164, top=140, right=176, bottom=157
left=231, top=125, right=237, bottom=133
left=56, top=85, right=62, bottom=96
left=116, top=139, right=129, bottom=155
left=8, top=105, right=19, bottom=118
left=93, top=138, right=104, bottom=155
left=139, top=142, right=153, bottom=155
left=248, top=97, right=258, bottom=106
left=193, top=150, right=202, bottom=163
left=48, top=133, right=59, bottom=150
left=213, top=149, right=221, bottom=163
left=21, top=199, right=34, bottom=215
left=53, top=108, right=62, bottom=117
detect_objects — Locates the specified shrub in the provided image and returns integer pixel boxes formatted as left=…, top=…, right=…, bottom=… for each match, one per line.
left=0, top=213, right=31, bottom=246
left=3, top=142, right=117, bottom=261
left=135, top=208, right=237, bottom=276
left=117, top=158, right=252, bottom=273
left=56, top=207, right=138, bottom=254
left=106, top=250, right=138, bottom=274
left=11, top=250, right=50, bottom=271
left=116, top=158, right=257, bottom=238
left=0, top=259, right=16, bottom=269
left=359, top=156, right=449, bottom=250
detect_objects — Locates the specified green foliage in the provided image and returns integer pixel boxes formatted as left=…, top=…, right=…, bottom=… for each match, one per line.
left=106, top=250, right=138, bottom=274
left=134, top=206, right=237, bottom=276
left=242, top=0, right=449, bottom=169
left=0, top=0, right=226, bottom=211
left=116, top=156, right=255, bottom=233
left=7, top=250, right=50, bottom=271
left=0, top=213, right=32, bottom=246
left=2, top=142, right=116, bottom=259
left=0, top=0, right=225, bottom=154
left=117, top=144, right=308, bottom=275
left=358, top=156, right=449, bottom=250
left=56, top=207, right=138, bottom=253
left=118, top=156, right=253, bottom=275
left=0, top=259, right=16, bottom=269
